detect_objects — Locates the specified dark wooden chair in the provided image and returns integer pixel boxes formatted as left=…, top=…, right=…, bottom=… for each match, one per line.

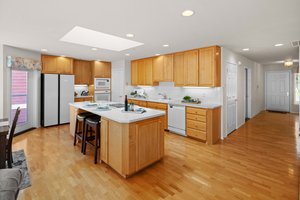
left=6, top=107, right=21, bottom=168
left=73, top=112, right=95, bottom=153
left=83, top=116, right=101, bottom=164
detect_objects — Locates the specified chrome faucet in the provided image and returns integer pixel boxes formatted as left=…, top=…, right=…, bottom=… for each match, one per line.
left=158, top=92, right=168, bottom=99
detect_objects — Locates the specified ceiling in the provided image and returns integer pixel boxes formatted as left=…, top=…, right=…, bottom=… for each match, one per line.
left=0, top=0, right=299, bottom=63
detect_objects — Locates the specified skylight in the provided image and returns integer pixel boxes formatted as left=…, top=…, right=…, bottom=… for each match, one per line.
left=60, top=26, right=144, bottom=51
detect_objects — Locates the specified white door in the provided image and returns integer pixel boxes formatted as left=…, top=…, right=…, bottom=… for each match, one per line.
left=266, top=71, right=290, bottom=112
left=226, top=62, right=237, bottom=135
left=10, top=70, right=34, bottom=133
left=112, top=68, right=125, bottom=102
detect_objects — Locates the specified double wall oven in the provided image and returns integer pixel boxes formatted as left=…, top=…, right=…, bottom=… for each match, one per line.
left=94, top=78, right=111, bottom=101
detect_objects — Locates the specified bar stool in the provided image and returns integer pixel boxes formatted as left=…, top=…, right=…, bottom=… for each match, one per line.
left=73, top=112, right=95, bottom=153
left=83, top=116, right=101, bottom=164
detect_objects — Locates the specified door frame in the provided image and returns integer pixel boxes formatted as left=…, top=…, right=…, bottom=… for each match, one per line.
left=244, top=67, right=252, bottom=119
left=265, top=70, right=291, bottom=112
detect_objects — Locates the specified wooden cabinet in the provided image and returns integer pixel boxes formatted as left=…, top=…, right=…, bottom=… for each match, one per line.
left=131, top=58, right=156, bottom=86
left=153, top=54, right=174, bottom=82
left=131, top=60, right=138, bottom=86
left=73, top=60, right=92, bottom=84
left=128, top=99, right=147, bottom=107
left=74, top=97, right=93, bottom=102
left=92, top=61, right=111, bottom=78
left=186, top=106, right=220, bottom=144
left=199, top=46, right=221, bottom=87
left=184, top=50, right=199, bottom=86
left=174, top=52, right=185, bottom=86
left=103, top=116, right=164, bottom=177
left=42, top=55, right=73, bottom=74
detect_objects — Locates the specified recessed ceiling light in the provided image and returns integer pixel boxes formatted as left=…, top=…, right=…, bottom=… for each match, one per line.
left=91, top=47, right=98, bottom=51
left=274, top=43, right=284, bottom=47
left=125, top=53, right=130, bottom=56
left=41, top=48, right=48, bottom=52
left=182, top=10, right=194, bottom=17
left=155, top=54, right=160, bottom=56
left=163, top=44, right=169, bottom=47
left=242, top=48, right=250, bottom=51
left=126, top=33, right=134, bottom=38
left=60, top=26, right=143, bottom=51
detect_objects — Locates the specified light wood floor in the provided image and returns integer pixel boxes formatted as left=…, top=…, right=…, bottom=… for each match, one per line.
left=14, top=111, right=299, bottom=200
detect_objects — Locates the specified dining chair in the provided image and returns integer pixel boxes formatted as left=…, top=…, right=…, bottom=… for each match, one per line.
left=6, top=107, right=21, bottom=168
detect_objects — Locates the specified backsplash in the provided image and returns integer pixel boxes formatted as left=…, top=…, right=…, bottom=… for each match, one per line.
left=74, top=85, right=89, bottom=97
left=126, top=82, right=222, bottom=104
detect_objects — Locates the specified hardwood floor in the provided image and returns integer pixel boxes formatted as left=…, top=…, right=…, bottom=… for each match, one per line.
left=14, top=111, right=299, bottom=200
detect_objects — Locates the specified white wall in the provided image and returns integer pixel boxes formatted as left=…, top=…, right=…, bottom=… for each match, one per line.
left=263, top=63, right=299, bottom=113
left=2, top=45, right=41, bottom=127
left=221, top=47, right=264, bottom=137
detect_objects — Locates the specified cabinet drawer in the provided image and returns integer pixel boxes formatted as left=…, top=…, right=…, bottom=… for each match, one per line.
left=186, top=113, right=206, bottom=122
left=186, top=107, right=206, bottom=115
left=187, top=128, right=206, bottom=141
left=186, top=119, right=206, bottom=131
left=139, top=101, right=148, bottom=107
left=147, top=102, right=167, bottom=110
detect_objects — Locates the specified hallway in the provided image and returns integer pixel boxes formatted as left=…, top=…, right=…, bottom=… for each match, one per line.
left=13, top=111, right=299, bottom=200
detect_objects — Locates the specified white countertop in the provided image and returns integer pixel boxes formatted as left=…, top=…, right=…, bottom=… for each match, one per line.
left=70, top=101, right=165, bottom=124
left=128, top=97, right=221, bottom=109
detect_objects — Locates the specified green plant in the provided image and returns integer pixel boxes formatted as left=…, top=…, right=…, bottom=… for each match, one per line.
left=183, top=96, right=191, bottom=101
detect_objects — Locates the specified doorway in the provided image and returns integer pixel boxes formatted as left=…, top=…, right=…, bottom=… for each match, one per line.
left=265, top=71, right=290, bottom=112
left=10, top=70, right=35, bottom=133
left=111, top=67, right=125, bottom=102
left=226, top=62, right=237, bottom=136
left=245, top=68, right=251, bottom=121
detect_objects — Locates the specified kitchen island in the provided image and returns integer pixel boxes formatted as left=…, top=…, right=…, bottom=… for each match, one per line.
left=69, top=102, right=165, bottom=178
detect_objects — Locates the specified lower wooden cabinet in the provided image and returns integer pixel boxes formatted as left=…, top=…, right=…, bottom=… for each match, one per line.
left=101, top=116, right=164, bottom=177
left=128, top=99, right=168, bottom=130
left=186, top=106, right=220, bottom=144
left=74, top=97, right=93, bottom=102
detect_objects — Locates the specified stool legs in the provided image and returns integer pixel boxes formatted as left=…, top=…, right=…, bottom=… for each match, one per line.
left=83, top=122, right=88, bottom=155
left=73, top=118, right=79, bottom=146
left=94, top=124, right=100, bottom=164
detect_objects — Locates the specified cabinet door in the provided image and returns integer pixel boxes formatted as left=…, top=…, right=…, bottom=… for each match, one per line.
left=144, top=58, right=153, bottom=85
left=173, top=52, right=184, bottom=86
left=82, top=61, right=92, bottom=84
left=73, top=60, right=82, bottom=84
left=163, top=54, right=174, bottom=81
left=93, top=61, right=111, bottom=78
left=199, top=46, right=220, bottom=87
left=136, top=120, right=160, bottom=169
left=137, top=60, right=146, bottom=85
left=42, top=55, right=57, bottom=73
left=184, top=50, right=199, bottom=86
left=131, top=61, right=138, bottom=86
left=57, top=57, right=73, bottom=74
left=153, top=56, right=164, bottom=82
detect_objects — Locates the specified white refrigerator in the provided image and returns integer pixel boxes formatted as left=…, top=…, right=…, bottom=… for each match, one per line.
left=41, top=74, right=74, bottom=127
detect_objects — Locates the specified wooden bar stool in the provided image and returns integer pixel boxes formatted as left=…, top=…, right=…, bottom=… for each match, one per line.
left=83, top=116, right=101, bottom=164
left=73, top=112, right=95, bottom=153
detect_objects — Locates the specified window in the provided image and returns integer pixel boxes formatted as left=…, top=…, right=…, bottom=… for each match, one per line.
left=11, top=70, right=28, bottom=125
left=294, top=73, right=300, bottom=105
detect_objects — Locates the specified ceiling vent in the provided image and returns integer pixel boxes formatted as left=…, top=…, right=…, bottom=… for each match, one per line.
left=291, top=40, right=300, bottom=47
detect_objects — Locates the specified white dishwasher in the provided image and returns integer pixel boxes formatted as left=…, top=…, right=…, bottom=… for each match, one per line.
left=168, top=104, right=186, bottom=136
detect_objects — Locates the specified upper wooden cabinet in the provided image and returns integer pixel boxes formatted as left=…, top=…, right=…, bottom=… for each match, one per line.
left=184, top=50, right=199, bottom=86
left=199, top=46, right=221, bottom=87
left=131, top=58, right=156, bottom=86
left=131, top=60, right=138, bottom=85
left=153, top=54, right=174, bottom=82
left=92, top=61, right=111, bottom=78
left=173, top=52, right=184, bottom=86
left=42, top=55, right=73, bottom=74
left=73, top=60, right=92, bottom=85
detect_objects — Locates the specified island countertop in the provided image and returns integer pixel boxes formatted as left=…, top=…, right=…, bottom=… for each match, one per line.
left=69, top=102, right=165, bottom=123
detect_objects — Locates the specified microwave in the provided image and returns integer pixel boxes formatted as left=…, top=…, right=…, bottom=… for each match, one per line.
left=94, top=78, right=110, bottom=90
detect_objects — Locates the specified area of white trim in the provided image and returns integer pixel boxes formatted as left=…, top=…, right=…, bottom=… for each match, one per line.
left=60, top=26, right=144, bottom=51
